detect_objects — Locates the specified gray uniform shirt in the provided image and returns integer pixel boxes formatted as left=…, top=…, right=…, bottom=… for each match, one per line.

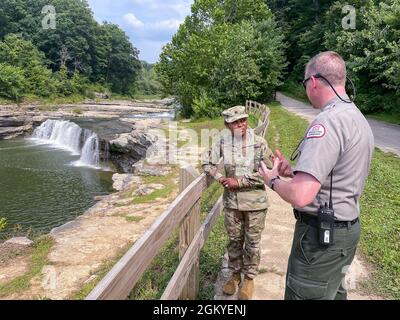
left=294, top=96, right=375, bottom=221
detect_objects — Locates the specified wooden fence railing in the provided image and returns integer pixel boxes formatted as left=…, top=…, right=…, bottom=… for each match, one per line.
left=86, top=100, right=270, bottom=300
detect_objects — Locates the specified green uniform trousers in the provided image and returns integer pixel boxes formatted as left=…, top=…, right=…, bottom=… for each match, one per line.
left=285, top=219, right=361, bottom=300
left=224, top=207, right=268, bottom=279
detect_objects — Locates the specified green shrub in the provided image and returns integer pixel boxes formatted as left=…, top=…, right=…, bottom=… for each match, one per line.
left=356, top=92, right=400, bottom=114
left=24, top=64, right=57, bottom=97
left=0, top=63, right=27, bottom=101
left=85, top=83, right=110, bottom=100
left=54, top=67, right=89, bottom=96
left=192, top=91, right=221, bottom=119
left=280, top=80, right=309, bottom=103
left=0, top=218, right=6, bottom=231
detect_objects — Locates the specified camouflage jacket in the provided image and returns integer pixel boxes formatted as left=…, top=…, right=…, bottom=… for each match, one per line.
left=202, top=128, right=274, bottom=211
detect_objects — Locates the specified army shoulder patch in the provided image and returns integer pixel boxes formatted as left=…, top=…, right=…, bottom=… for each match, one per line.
left=305, top=124, right=326, bottom=139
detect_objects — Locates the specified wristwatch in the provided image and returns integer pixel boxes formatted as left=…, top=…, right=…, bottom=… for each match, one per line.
left=269, top=176, right=281, bottom=191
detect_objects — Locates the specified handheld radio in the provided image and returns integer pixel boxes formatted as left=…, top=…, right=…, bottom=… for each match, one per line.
left=317, top=170, right=335, bottom=246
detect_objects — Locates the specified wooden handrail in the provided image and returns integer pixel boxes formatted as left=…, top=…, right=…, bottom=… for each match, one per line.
left=161, top=196, right=223, bottom=300
left=86, top=174, right=207, bottom=300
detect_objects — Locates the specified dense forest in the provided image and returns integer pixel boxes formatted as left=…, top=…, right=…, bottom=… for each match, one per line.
left=0, top=0, right=144, bottom=102
left=267, top=0, right=399, bottom=114
left=157, top=0, right=399, bottom=117
left=0, top=0, right=398, bottom=115
left=156, top=0, right=287, bottom=118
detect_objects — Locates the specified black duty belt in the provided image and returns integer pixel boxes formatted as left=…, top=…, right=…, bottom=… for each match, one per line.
left=293, top=209, right=359, bottom=229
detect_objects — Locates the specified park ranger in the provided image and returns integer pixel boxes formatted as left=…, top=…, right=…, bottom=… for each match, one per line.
left=259, top=51, right=374, bottom=300
left=202, top=105, right=274, bottom=300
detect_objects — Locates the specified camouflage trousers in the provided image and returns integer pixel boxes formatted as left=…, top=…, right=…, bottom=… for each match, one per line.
left=224, top=207, right=268, bottom=279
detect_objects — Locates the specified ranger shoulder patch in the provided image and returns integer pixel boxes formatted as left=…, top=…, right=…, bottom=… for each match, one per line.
left=305, top=124, right=326, bottom=139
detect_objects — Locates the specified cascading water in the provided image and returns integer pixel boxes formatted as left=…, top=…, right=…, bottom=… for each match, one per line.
left=31, top=119, right=101, bottom=168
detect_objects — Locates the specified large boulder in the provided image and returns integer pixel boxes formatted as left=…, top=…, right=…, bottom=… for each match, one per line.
left=109, top=129, right=157, bottom=173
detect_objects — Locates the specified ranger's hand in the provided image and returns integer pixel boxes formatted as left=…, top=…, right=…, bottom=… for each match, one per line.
left=276, top=149, right=294, bottom=178
left=219, top=177, right=239, bottom=190
left=259, top=157, right=281, bottom=186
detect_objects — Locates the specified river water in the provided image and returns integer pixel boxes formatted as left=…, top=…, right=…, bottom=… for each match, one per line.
left=0, top=137, right=114, bottom=239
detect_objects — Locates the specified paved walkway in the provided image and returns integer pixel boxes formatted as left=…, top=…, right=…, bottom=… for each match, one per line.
left=276, top=92, right=400, bottom=156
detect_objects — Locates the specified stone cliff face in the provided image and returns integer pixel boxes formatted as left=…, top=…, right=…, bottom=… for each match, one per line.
left=108, top=130, right=158, bottom=173
left=0, top=101, right=172, bottom=172
left=0, top=112, right=159, bottom=173
left=0, top=114, right=34, bottom=139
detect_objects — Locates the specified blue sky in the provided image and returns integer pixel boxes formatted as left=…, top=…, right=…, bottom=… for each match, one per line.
left=87, top=0, right=194, bottom=63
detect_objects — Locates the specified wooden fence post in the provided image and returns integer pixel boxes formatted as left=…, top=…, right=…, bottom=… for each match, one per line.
left=179, top=164, right=200, bottom=300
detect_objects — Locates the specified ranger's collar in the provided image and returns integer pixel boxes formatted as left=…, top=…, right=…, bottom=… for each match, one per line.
left=321, top=94, right=350, bottom=112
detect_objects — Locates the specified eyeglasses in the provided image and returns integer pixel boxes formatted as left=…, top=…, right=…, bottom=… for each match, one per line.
left=302, top=77, right=311, bottom=89
left=302, top=73, right=323, bottom=89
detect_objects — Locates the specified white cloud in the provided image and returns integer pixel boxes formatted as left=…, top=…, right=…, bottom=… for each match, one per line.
left=149, top=19, right=183, bottom=30
left=123, top=13, right=144, bottom=28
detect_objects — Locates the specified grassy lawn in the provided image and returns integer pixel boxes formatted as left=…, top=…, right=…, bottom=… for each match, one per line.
left=129, top=232, right=180, bottom=300
left=131, top=166, right=179, bottom=205
left=266, top=103, right=400, bottom=299
left=198, top=182, right=226, bottom=299
left=359, top=150, right=400, bottom=298
left=0, top=97, right=13, bottom=105
left=266, top=102, right=308, bottom=160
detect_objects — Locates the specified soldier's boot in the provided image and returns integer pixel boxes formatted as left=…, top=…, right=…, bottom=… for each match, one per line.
left=223, top=272, right=241, bottom=295
left=238, top=276, right=254, bottom=300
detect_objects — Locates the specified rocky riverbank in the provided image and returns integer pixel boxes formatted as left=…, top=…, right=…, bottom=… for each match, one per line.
left=0, top=98, right=175, bottom=173
left=0, top=98, right=174, bottom=140
left=0, top=119, right=202, bottom=300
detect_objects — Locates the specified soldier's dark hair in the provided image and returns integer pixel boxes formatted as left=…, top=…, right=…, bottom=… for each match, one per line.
left=305, top=51, right=347, bottom=87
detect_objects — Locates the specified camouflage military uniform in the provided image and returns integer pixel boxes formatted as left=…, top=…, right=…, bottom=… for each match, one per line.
left=202, top=106, right=274, bottom=279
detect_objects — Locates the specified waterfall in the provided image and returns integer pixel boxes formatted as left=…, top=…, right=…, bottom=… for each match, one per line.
left=31, top=119, right=101, bottom=168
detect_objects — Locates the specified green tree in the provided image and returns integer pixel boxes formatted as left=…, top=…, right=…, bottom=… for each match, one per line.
left=0, top=218, right=6, bottom=231
left=323, top=0, right=400, bottom=112
left=0, top=34, right=56, bottom=97
left=0, top=63, right=27, bottom=101
left=0, top=0, right=142, bottom=95
left=101, top=23, right=141, bottom=95
left=135, top=61, right=163, bottom=96
left=157, top=0, right=286, bottom=117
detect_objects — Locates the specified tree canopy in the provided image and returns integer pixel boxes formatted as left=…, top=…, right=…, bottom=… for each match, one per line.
left=0, top=0, right=141, bottom=100
left=156, top=0, right=287, bottom=118
left=267, top=0, right=399, bottom=113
